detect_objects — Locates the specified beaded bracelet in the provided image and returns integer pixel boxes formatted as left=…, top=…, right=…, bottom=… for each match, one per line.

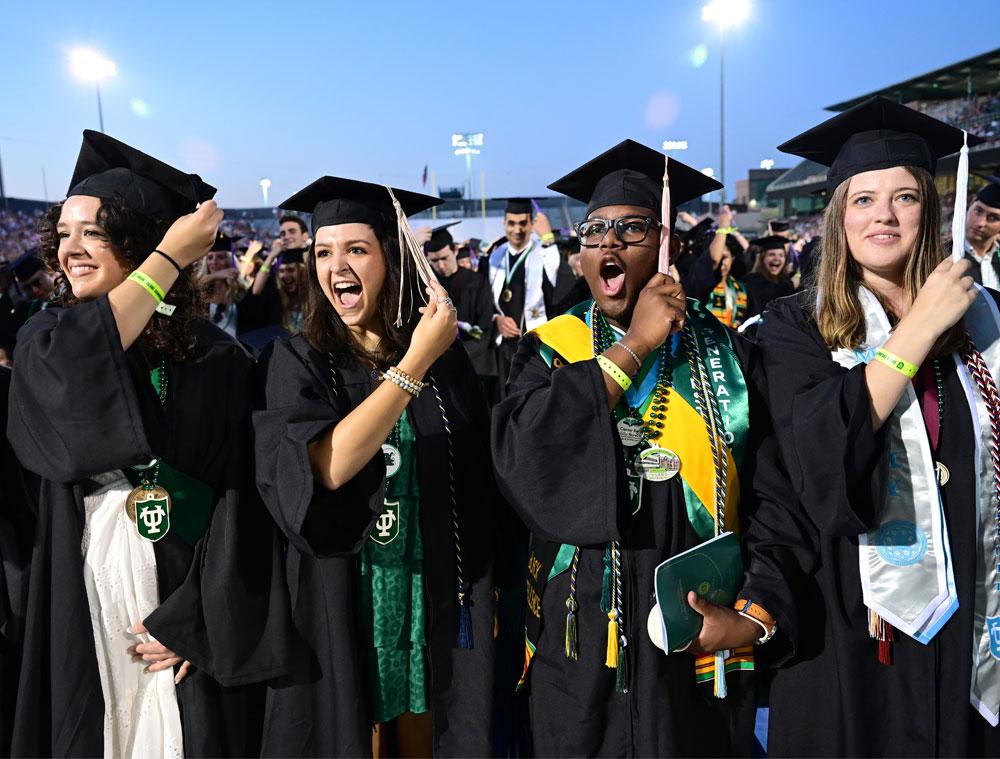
left=596, top=355, right=632, bottom=392
left=383, top=371, right=420, bottom=397
left=383, top=366, right=426, bottom=397
left=874, top=347, right=918, bottom=379
left=128, top=270, right=166, bottom=304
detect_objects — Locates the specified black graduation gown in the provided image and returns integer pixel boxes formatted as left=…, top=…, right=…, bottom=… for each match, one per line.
left=440, top=267, right=497, bottom=381
left=742, top=273, right=795, bottom=319
left=495, top=250, right=575, bottom=396
left=491, top=331, right=763, bottom=758
left=0, top=366, right=37, bottom=755
left=6, top=297, right=290, bottom=757
left=254, top=336, right=496, bottom=757
left=744, top=291, right=1000, bottom=757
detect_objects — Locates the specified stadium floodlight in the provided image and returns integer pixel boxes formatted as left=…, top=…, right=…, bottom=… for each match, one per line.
left=259, top=178, right=272, bottom=206
left=760, top=159, right=775, bottom=170
left=701, top=0, right=750, bottom=204
left=662, top=140, right=689, bottom=151
left=452, top=133, right=484, bottom=200
left=701, top=0, right=751, bottom=28
left=70, top=48, right=117, bottom=133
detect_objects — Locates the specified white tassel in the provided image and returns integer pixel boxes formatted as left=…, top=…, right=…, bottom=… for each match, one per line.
left=658, top=158, right=672, bottom=275
left=951, top=131, right=970, bottom=263
left=385, top=186, right=440, bottom=326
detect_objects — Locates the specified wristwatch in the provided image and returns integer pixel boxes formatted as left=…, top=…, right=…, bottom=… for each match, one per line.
left=734, top=598, right=777, bottom=645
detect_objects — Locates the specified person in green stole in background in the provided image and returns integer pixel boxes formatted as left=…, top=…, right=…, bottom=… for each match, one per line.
left=492, top=139, right=787, bottom=757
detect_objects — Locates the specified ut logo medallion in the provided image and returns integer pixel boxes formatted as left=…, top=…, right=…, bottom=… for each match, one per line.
left=371, top=500, right=400, bottom=545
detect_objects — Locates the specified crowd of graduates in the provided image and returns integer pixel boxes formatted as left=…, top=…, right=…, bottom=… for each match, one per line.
left=2, top=93, right=1000, bottom=759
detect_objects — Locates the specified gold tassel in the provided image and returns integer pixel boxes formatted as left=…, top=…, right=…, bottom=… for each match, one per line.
left=605, top=611, right=619, bottom=668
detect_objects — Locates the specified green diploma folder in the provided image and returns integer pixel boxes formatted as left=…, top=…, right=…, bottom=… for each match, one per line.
left=652, top=531, right=744, bottom=653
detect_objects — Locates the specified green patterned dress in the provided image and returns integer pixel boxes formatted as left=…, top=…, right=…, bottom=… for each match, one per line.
left=359, top=409, right=429, bottom=723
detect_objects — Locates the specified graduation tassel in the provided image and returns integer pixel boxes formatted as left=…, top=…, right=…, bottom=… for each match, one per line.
left=386, top=186, right=440, bottom=327
left=868, top=608, right=893, bottom=665
left=565, top=598, right=579, bottom=661
left=458, top=583, right=474, bottom=650
left=600, top=547, right=612, bottom=613
left=713, top=650, right=729, bottom=698
left=605, top=611, right=619, bottom=668
left=615, top=635, right=629, bottom=694
left=565, top=548, right=581, bottom=661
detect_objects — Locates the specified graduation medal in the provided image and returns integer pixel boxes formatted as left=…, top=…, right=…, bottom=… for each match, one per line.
left=635, top=446, right=681, bottom=482
left=382, top=443, right=401, bottom=478
left=501, top=288, right=513, bottom=303
left=617, top=416, right=644, bottom=447
left=125, top=357, right=172, bottom=542
left=125, top=484, right=172, bottom=542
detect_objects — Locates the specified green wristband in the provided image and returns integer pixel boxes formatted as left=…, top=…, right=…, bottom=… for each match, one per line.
left=874, top=347, right=918, bottom=378
left=597, top=355, right=632, bottom=391
left=128, top=270, right=166, bottom=304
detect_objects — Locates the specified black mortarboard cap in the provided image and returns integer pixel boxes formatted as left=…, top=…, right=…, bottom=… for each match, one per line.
left=455, top=246, right=471, bottom=260
left=280, top=248, right=306, bottom=265
left=10, top=250, right=44, bottom=283
left=555, top=236, right=581, bottom=255
left=548, top=139, right=723, bottom=223
left=67, top=130, right=216, bottom=223
left=975, top=174, right=1000, bottom=209
left=682, top=217, right=714, bottom=242
left=778, top=96, right=984, bottom=193
left=279, top=176, right=442, bottom=235
left=504, top=198, right=533, bottom=216
left=769, top=219, right=790, bottom=233
left=425, top=221, right=461, bottom=253
left=748, top=235, right=788, bottom=251
left=211, top=232, right=242, bottom=252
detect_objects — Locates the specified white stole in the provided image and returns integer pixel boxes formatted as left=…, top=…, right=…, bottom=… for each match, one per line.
left=489, top=234, right=561, bottom=343
left=82, top=472, right=184, bottom=758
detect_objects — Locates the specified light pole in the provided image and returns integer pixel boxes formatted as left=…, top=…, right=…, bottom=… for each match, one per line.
left=70, top=49, right=117, bottom=133
left=701, top=0, right=750, bottom=203
left=452, top=132, right=483, bottom=204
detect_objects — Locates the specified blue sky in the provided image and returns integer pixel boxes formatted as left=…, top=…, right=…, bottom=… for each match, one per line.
left=2, top=0, right=998, bottom=207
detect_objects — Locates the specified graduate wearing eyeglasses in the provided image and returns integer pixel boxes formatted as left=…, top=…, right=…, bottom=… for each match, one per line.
left=492, top=140, right=786, bottom=757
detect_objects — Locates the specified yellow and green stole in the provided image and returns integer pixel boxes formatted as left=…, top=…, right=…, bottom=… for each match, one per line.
left=520, top=299, right=752, bottom=691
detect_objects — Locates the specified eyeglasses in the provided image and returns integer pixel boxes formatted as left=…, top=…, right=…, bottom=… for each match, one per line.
left=575, top=215, right=661, bottom=247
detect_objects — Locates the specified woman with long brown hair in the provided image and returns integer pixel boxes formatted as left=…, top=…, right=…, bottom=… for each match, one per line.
left=253, top=176, right=497, bottom=757
left=6, top=131, right=288, bottom=757
left=741, top=97, right=1000, bottom=755
left=198, top=233, right=242, bottom=336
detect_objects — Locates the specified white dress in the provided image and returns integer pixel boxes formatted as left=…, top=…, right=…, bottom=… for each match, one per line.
left=81, top=471, right=184, bottom=758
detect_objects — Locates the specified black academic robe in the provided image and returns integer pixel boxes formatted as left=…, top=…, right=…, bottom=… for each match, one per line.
left=0, top=366, right=37, bottom=755
left=742, top=273, right=795, bottom=319
left=494, top=250, right=575, bottom=397
left=440, top=267, right=497, bottom=381
left=254, top=336, right=496, bottom=758
left=491, top=330, right=764, bottom=758
left=6, top=297, right=289, bottom=757
left=745, top=291, right=1000, bottom=757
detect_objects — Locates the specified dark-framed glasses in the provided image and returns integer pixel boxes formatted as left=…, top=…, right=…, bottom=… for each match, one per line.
left=575, top=215, right=661, bottom=247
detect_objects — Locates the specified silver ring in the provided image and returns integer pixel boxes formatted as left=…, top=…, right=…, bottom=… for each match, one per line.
left=440, top=297, right=454, bottom=307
